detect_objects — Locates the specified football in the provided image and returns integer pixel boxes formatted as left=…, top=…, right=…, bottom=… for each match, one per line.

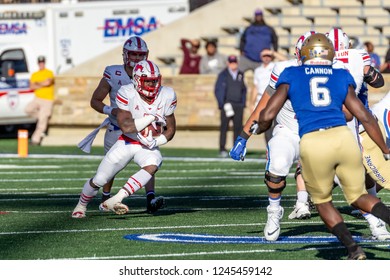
left=140, top=122, right=164, bottom=138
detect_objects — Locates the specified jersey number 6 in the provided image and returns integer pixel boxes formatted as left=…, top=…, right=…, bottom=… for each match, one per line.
left=310, top=77, right=331, bottom=107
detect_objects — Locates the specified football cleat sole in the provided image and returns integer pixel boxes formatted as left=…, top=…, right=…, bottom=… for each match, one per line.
left=71, top=211, right=86, bottom=218
left=113, top=203, right=129, bottom=215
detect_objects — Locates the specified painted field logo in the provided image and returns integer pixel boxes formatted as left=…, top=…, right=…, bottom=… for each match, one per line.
left=124, top=233, right=384, bottom=244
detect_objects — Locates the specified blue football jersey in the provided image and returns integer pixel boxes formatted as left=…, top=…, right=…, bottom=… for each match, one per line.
left=276, top=65, right=356, bottom=137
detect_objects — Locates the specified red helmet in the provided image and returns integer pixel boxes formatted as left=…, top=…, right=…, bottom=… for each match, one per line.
left=122, top=36, right=149, bottom=67
left=133, top=60, right=161, bottom=99
left=326, top=28, right=349, bottom=51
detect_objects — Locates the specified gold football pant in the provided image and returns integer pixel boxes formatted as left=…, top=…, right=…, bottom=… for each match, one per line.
left=300, top=126, right=366, bottom=205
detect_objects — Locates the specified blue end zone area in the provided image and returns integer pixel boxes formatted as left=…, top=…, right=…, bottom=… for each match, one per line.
left=124, top=233, right=386, bottom=244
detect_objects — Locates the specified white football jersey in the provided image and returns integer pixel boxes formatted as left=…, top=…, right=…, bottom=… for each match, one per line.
left=332, top=48, right=370, bottom=94
left=116, top=84, right=177, bottom=140
left=268, top=59, right=299, bottom=134
left=103, top=65, right=133, bottom=127
left=371, top=91, right=390, bottom=139
left=333, top=49, right=371, bottom=141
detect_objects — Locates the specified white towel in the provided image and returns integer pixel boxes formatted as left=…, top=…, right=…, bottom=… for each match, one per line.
left=77, top=118, right=110, bottom=153
left=224, top=102, right=235, bottom=117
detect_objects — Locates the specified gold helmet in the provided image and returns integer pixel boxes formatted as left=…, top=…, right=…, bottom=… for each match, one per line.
left=299, top=33, right=335, bottom=66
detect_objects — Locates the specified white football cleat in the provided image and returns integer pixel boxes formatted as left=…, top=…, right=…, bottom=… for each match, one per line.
left=288, top=201, right=311, bottom=219
left=370, top=219, right=390, bottom=241
left=101, top=197, right=129, bottom=215
left=264, top=205, right=284, bottom=241
left=72, top=203, right=87, bottom=218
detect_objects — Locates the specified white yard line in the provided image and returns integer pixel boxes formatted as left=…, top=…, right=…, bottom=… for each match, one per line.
left=54, top=243, right=390, bottom=260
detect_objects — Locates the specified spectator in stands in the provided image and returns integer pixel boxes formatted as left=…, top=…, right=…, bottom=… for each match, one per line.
left=214, top=55, right=247, bottom=157
left=179, top=38, right=202, bottom=74
left=364, top=41, right=381, bottom=69
left=238, top=8, right=278, bottom=73
left=380, top=45, right=390, bottom=74
left=199, top=40, right=226, bottom=74
left=25, top=56, right=55, bottom=146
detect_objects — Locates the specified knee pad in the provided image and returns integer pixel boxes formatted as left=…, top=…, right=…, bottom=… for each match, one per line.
left=264, top=171, right=286, bottom=193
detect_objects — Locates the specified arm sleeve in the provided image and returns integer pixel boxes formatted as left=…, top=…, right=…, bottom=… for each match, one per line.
left=165, top=90, right=177, bottom=116
left=116, top=86, right=130, bottom=110
left=103, top=66, right=113, bottom=87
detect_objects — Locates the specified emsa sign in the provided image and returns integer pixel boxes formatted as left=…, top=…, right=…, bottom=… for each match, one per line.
left=103, top=16, right=158, bottom=37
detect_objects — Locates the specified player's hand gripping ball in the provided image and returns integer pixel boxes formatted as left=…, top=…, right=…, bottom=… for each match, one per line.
left=140, top=122, right=164, bottom=138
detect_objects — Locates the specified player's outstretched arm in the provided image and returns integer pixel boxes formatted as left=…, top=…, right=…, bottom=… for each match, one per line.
left=363, top=65, right=384, bottom=88
left=258, top=84, right=288, bottom=134
left=242, top=90, right=271, bottom=135
left=229, top=89, right=271, bottom=161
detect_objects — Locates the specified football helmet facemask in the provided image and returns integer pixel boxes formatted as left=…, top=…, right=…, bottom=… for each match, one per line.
left=133, top=60, right=161, bottom=99
left=123, top=36, right=149, bottom=68
left=294, top=30, right=317, bottom=65
left=300, top=33, right=335, bottom=66
left=325, top=28, right=349, bottom=51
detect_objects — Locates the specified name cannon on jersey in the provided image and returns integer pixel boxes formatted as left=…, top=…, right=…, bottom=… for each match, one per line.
left=305, top=67, right=333, bottom=75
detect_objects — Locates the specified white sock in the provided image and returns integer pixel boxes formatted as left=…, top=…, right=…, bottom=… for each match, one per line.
left=111, top=188, right=130, bottom=202
left=122, top=169, right=153, bottom=196
left=78, top=179, right=99, bottom=206
left=297, top=190, right=308, bottom=204
left=269, top=196, right=281, bottom=209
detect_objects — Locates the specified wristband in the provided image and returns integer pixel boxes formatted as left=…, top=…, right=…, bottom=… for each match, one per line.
left=103, top=105, right=113, bottom=115
left=239, top=131, right=250, bottom=140
left=155, top=134, right=168, bottom=147
left=134, top=115, right=155, bottom=131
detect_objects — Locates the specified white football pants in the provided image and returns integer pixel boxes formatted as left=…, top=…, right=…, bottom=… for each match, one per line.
left=93, top=139, right=162, bottom=188
left=266, top=124, right=300, bottom=176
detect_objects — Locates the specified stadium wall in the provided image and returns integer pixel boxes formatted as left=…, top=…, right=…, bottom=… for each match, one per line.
left=51, top=74, right=390, bottom=129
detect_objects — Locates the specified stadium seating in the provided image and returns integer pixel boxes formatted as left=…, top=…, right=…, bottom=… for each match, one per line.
left=153, top=0, right=390, bottom=76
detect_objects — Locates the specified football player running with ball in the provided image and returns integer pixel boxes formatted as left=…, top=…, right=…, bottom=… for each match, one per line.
left=72, top=60, right=177, bottom=218
left=257, top=33, right=390, bottom=260
left=77, top=36, right=166, bottom=214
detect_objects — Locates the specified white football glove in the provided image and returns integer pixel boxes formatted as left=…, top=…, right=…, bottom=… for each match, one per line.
left=153, top=113, right=167, bottom=127
left=137, top=130, right=157, bottom=149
